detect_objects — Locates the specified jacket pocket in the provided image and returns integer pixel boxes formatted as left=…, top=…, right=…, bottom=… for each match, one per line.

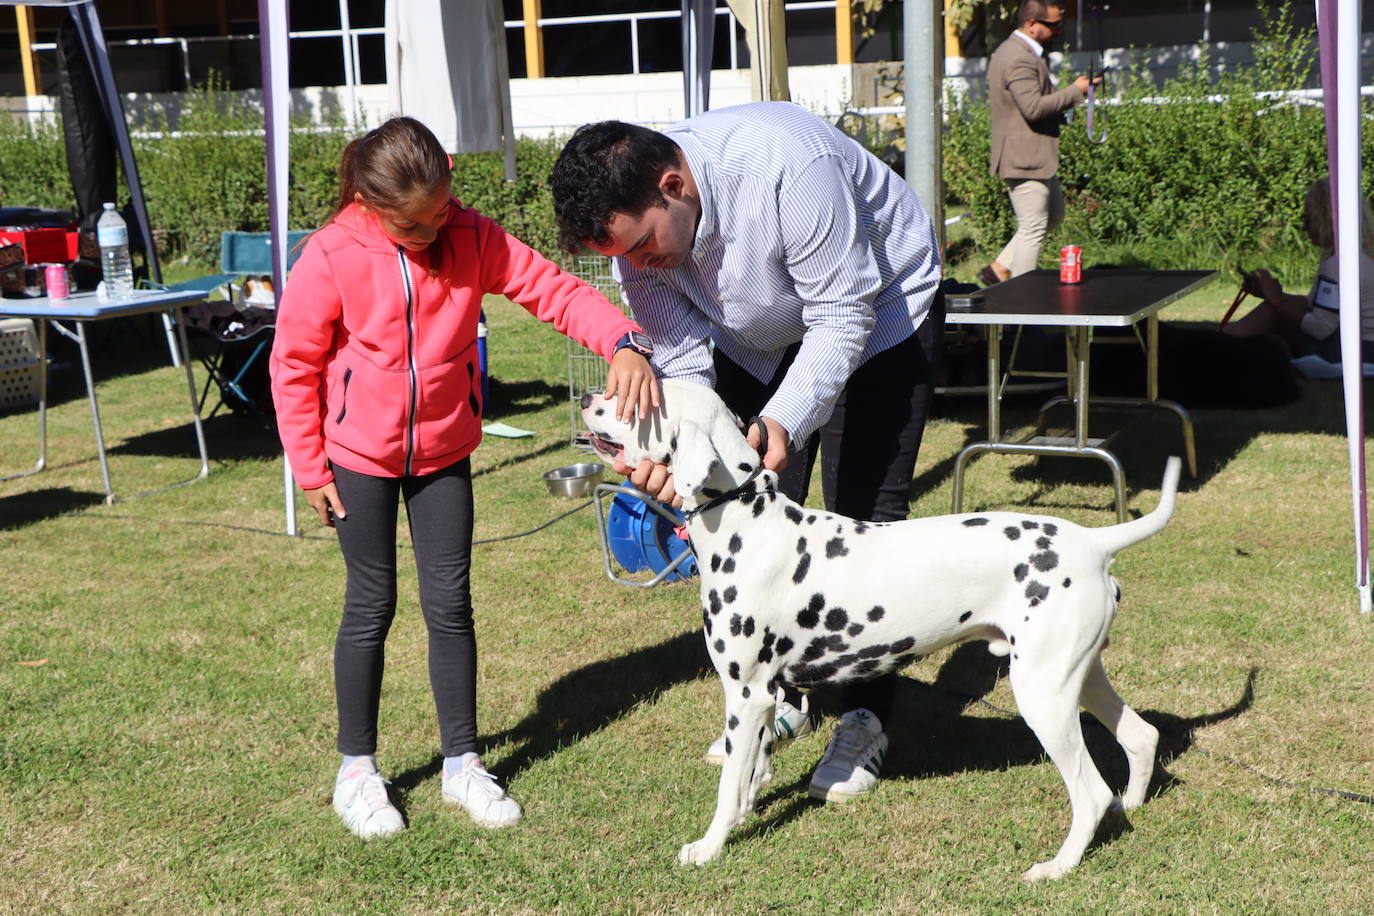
left=411, top=340, right=480, bottom=462
left=326, top=349, right=409, bottom=467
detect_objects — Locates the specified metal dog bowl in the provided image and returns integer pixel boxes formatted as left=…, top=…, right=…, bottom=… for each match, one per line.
left=543, top=462, right=604, bottom=498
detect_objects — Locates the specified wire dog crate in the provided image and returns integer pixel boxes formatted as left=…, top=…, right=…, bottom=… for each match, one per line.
left=566, top=255, right=629, bottom=446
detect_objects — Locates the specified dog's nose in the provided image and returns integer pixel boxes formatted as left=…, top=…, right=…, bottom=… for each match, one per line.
left=579, top=392, right=595, bottom=409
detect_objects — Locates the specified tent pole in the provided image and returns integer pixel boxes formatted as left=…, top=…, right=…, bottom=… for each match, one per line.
left=904, top=0, right=945, bottom=249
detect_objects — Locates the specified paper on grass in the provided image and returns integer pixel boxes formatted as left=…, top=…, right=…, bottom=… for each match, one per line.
left=482, top=422, right=533, bottom=438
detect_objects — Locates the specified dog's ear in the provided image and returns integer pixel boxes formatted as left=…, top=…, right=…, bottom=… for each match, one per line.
left=670, top=419, right=721, bottom=498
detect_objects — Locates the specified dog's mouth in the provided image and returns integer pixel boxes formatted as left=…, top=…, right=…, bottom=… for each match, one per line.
left=585, top=432, right=623, bottom=462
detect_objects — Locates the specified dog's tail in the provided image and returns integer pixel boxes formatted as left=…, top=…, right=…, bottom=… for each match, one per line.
left=1094, top=456, right=1182, bottom=555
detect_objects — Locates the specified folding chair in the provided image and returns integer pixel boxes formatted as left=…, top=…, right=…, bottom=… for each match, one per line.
left=171, top=230, right=310, bottom=426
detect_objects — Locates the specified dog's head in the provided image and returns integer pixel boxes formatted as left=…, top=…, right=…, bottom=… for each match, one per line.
left=581, top=379, right=762, bottom=504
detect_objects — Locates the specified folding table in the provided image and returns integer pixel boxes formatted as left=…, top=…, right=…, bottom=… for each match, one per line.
left=0, top=288, right=209, bottom=502
left=945, top=269, right=1218, bottom=521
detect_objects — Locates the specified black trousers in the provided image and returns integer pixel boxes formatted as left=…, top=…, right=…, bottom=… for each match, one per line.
left=712, top=311, right=941, bottom=725
left=331, top=459, right=478, bottom=757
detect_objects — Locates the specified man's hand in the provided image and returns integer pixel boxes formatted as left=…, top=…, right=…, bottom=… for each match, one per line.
left=1073, top=75, right=1103, bottom=94
left=1242, top=268, right=1284, bottom=305
left=304, top=481, right=346, bottom=527
left=613, top=455, right=679, bottom=507
left=747, top=416, right=790, bottom=472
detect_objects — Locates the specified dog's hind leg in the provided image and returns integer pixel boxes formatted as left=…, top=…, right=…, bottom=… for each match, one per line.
left=679, top=682, right=775, bottom=866
left=1010, top=664, right=1116, bottom=882
left=1079, top=654, right=1159, bottom=810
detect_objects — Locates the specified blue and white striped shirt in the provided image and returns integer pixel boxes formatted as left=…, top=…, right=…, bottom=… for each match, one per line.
left=612, top=101, right=941, bottom=441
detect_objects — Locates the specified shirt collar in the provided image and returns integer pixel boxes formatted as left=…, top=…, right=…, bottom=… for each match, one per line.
left=670, top=130, right=716, bottom=255
left=1013, top=28, right=1044, bottom=57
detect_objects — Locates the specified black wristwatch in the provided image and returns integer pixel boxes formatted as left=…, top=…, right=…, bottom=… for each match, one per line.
left=614, top=330, right=655, bottom=359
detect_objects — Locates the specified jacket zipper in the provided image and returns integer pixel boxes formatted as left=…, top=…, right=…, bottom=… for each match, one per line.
left=335, top=368, right=352, bottom=423
left=396, top=246, right=418, bottom=476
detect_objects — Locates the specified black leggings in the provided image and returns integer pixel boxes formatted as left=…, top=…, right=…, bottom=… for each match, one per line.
left=331, top=459, right=477, bottom=758
left=712, top=313, right=941, bottom=724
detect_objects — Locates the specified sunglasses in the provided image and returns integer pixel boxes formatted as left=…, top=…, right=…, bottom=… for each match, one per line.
left=1035, top=18, right=1065, bottom=30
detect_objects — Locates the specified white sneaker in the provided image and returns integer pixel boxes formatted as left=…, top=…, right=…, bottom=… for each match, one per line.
left=705, top=691, right=814, bottom=765
left=333, top=760, right=405, bottom=839
left=807, top=708, right=888, bottom=803
left=441, top=752, right=522, bottom=828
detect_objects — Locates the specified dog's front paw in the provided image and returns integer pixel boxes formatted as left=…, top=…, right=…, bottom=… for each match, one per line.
left=678, top=839, right=723, bottom=866
left=1020, top=859, right=1073, bottom=882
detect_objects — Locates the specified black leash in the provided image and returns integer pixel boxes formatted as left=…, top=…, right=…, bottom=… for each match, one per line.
left=681, top=416, right=769, bottom=523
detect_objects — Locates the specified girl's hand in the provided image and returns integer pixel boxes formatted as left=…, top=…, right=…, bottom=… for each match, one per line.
left=605, top=350, right=661, bottom=422
left=304, top=481, right=346, bottom=527
left=1244, top=268, right=1283, bottom=304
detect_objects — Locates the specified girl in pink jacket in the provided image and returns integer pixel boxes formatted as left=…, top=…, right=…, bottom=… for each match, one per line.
left=270, top=116, right=658, bottom=839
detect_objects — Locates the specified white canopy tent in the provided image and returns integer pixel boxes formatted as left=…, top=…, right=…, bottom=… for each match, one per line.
left=254, top=0, right=1367, bottom=611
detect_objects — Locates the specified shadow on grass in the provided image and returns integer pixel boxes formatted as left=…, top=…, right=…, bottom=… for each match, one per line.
left=390, top=628, right=713, bottom=792
left=112, top=412, right=282, bottom=462
left=0, top=486, right=105, bottom=530
left=730, top=645, right=1255, bottom=857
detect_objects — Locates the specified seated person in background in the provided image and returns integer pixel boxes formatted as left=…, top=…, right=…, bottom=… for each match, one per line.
left=1223, top=177, right=1374, bottom=363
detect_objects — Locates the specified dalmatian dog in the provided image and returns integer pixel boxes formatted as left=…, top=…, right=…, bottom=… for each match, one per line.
left=580, top=379, right=1178, bottom=881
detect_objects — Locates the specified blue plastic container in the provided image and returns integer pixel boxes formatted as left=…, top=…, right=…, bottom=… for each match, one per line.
left=605, top=488, right=697, bottom=582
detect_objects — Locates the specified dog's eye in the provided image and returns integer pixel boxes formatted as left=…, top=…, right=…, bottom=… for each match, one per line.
left=594, top=408, right=605, bottom=416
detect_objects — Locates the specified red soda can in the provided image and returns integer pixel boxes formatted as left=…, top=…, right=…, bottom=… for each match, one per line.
left=45, top=263, right=70, bottom=299
left=1059, top=245, right=1082, bottom=284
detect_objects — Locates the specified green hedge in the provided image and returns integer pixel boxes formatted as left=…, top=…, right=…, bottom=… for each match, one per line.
left=943, top=4, right=1374, bottom=278
left=0, top=80, right=566, bottom=271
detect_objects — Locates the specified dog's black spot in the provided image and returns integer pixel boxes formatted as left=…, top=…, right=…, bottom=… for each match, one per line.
left=758, top=646, right=774, bottom=664
left=824, top=608, right=849, bottom=631
left=1004, top=526, right=1021, bottom=541
left=710, top=554, right=722, bottom=572
left=853, top=659, right=881, bottom=677
left=721, top=558, right=736, bottom=575
left=1021, top=520, right=1040, bottom=530
left=738, top=462, right=753, bottom=472
left=725, top=737, right=733, bottom=755
left=1014, top=563, right=1029, bottom=583
left=858, top=643, right=890, bottom=659
left=1063, top=577, right=1072, bottom=588
left=727, top=715, right=738, bottom=730
left=752, top=495, right=767, bottom=517
left=593, top=407, right=605, bottom=416
left=796, top=537, right=808, bottom=555
left=708, top=590, right=722, bottom=615
left=793, top=553, right=811, bottom=583
left=1030, top=550, right=1059, bottom=572
left=834, top=653, right=859, bottom=667
left=761, top=630, right=776, bottom=648
left=714, top=638, right=726, bottom=653
left=785, top=505, right=803, bottom=524
left=1025, top=580, right=1050, bottom=605
left=703, top=612, right=713, bottom=636
left=788, top=661, right=841, bottom=685
left=890, top=636, right=915, bottom=654
left=1010, top=634, right=1016, bottom=645
left=802, top=637, right=832, bottom=662
left=743, top=616, right=755, bottom=637
left=1043, top=523, right=1058, bottom=536
left=729, top=614, right=743, bottom=637
left=958, top=610, right=972, bottom=623
left=758, top=726, right=767, bottom=742
left=867, top=606, right=885, bottom=622
left=962, top=517, right=990, bottom=527
left=729, top=534, right=743, bottom=554
left=807, top=514, right=817, bottom=524
left=669, top=434, right=677, bottom=450
left=728, top=662, right=740, bottom=680
left=723, top=586, right=737, bottom=604
left=1114, top=582, right=1122, bottom=602
left=742, top=686, right=751, bottom=698
left=847, top=623, right=864, bottom=637
left=1035, top=536, right=1053, bottom=550
left=854, top=521, right=869, bottom=535
left=825, top=538, right=849, bottom=559
left=775, top=636, right=794, bottom=656
left=796, top=607, right=819, bottom=629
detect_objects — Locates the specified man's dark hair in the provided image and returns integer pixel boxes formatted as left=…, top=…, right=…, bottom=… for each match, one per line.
left=1017, top=1, right=1059, bottom=24
left=551, top=121, right=683, bottom=254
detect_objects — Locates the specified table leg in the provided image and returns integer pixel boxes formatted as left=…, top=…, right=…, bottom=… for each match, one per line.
left=174, top=308, right=211, bottom=483
left=73, top=322, right=115, bottom=503
left=952, top=324, right=1003, bottom=513
left=0, top=317, right=47, bottom=483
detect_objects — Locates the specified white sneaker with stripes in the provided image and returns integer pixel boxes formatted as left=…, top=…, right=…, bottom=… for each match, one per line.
left=807, top=708, right=887, bottom=803
left=705, top=690, right=813, bottom=765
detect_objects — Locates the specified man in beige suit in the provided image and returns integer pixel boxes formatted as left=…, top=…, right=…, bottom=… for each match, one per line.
left=981, top=1, right=1097, bottom=284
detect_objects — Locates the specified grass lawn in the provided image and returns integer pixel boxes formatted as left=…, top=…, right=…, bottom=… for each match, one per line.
left=1, top=282, right=1372, bottom=915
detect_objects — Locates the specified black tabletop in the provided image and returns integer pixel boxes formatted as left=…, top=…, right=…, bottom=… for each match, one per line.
left=945, top=269, right=1218, bottom=327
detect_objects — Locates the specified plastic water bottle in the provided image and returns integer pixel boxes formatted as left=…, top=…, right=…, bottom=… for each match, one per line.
left=96, top=202, right=134, bottom=299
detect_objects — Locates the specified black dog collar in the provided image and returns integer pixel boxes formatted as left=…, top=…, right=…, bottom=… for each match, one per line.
left=681, top=416, right=769, bottom=523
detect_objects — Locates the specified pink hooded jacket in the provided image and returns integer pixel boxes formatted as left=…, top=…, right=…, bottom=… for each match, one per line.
left=270, top=199, right=641, bottom=489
